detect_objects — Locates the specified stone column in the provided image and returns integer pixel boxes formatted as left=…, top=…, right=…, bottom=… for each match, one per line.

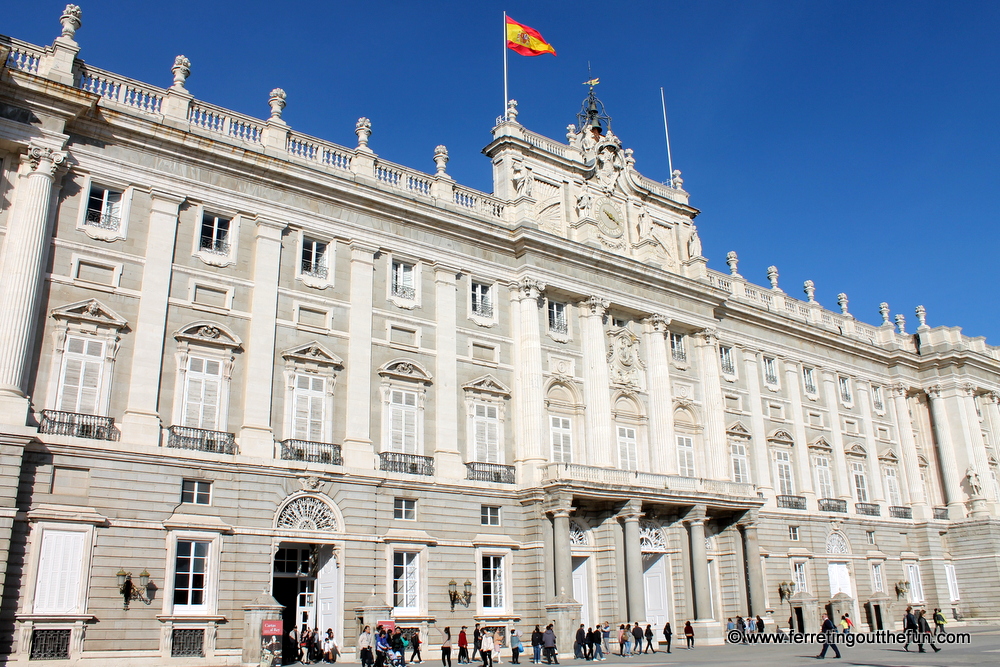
left=695, top=330, right=727, bottom=480
left=857, top=381, right=886, bottom=504
left=741, top=516, right=767, bottom=618
left=959, top=384, right=992, bottom=502
left=821, top=371, right=852, bottom=501
left=742, top=348, right=773, bottom=497
left=579, top=296, right=613, bottom=467
left=238, top=216, right=286, bottom=457
left=550, top=507, right=574, bottom=601
left=342, top=242, right=378, bottom=469
left=434, top=264, right=463, bottom=479
left=0, top=142, right=66, bottom=422
left=784, top=360, right=815, bottom=502
left=986, top=392, right=1000, bottom=501
left=888, top=384, right=927, bottom=517
left=686, top=506, right=712, bottom=620
left=620, top=501, right=646, bottom=622
left=642, top=315, right=674, bottom=474
left=120, top=190, right=185, bottom=444
left=926, top=385, right=965, bottom=518
left=511, top=278, right=547, bottom=482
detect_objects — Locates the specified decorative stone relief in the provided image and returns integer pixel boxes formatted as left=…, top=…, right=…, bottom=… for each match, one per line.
left=60, top=4, right=82, bottom=39
left=639, top=520, right=668, bottom=552
left=276, top=495, right=339, bottom=531
left=608, top=329, right=643, bottom=390
left=569, top=521, right=589, bottom=546
left=825, top=532, right=849, bottom=554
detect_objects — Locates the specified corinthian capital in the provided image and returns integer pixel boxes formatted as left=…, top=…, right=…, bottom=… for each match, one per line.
left=24, top=143, right=67, bottom=175
left=887, top=382, right=909, bottom=399
left=643, top=313, right=671, bottom=332
left=925, top=384, right=943, bottom=400
left=581, top=295, right=609, bottom=316
left=509, top=277, right=545, bottom=301
left=695, top=327, right=718, bottom=345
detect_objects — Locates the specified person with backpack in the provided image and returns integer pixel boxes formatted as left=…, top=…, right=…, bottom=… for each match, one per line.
left=410, top=629, right=423, bottom=664
left=542, top=625, right=558, bottom=665
left=933, top=608, right=947, bottom=636
left=530, top=626, right=543, bottom=665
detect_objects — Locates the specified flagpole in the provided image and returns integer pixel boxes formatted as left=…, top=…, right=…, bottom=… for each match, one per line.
left=503, top=11, right=509, bottom=120
left=660, top=87, right=674, bottom=185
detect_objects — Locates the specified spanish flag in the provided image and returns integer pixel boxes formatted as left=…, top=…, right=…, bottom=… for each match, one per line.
left=506, top=16, right=556, bottom=56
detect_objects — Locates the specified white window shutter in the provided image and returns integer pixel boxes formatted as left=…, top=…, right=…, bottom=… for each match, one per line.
left=34, top=530, right=85, bottom=613
left=58, top=337, right=105, bottom=414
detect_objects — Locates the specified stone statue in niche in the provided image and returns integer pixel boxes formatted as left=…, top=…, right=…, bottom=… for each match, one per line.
left=512, top=160, right=534, bottom=197
left=595, top=144, right=622, bottom=193
left=575, top=190, right=593, bottom=219
left=687, top=229, right=702, bottom=259
left=967, top=466, right=983, bottom=497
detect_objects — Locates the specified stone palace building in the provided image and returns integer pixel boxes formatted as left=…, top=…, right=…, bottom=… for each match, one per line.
left=1, top=6, right=999, bottom=666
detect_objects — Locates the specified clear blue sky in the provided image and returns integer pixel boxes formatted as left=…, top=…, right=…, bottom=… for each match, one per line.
left=8, top=1, right=1000, bottom=344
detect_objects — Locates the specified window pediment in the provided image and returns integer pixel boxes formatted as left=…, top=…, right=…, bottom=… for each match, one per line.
left=378, top=359, right=433, bottom=384
left=727, top=421, right=751, bottom=437
left=174, top=321, right=242, bottom=350
left=878, top=449, right=899, bottom=463
left=808, top=437, right=833, bottom=451
left=462, top=374, right=511, bottom=398
left=51, top=299, right=128, bottom=331
left=846, top=443, right=868, bottom=457
left=768, top=429, right=795, bottom=445
left=282, top=341, right=343, bottom=368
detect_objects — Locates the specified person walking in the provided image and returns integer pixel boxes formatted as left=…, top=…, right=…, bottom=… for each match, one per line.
left=643, top=625, right=655, bottom=653
left=375, top=628, right=391, bottom=667
left=588, top=627, right=603, bottom=661
left=458, top=627, right=470, bottom=665
left=360, top=626, right=375, bottom=667
left=661, top=622, right=672, bottom=653
left=391, top=629, right=408, bottom=667
left=442, top=628, right=453, bottom=667
left=683, top=621, right=694, bottom=649
left=542, top=625, right=558, bottom=665
left=510, top=629, right=523, bottom=664
left=473, top=625, right=483, bottom=664
left=492, top=629, right=503, bottom=665
left=324, top=629, right=341, bottom=663
left=735, top=615, right=745, bottom=643
left=631, top=623, right=643, bottom=655
left=933, top=608, right=947, bottom=636
left=480, top=632, right=495, bottom=667
left=574, top=625, right=586, bottom=660
left=623, top=624, right=632, bottom=657
left=531, top=626, right=543, bottom=665
left=411, top=630, right=423, bottom=664
left=815, top=613, right=841, bottom=659
left=917, top=610, right=941, bottom=653
left=756, top=615, right=765, bottom=633
left=617, top=625, right=626, bottom=656
left=902, top=606, right=918, bottom=652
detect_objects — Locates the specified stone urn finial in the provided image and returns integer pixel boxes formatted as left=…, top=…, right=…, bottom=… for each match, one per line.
left=506, top=99, right=519, bottom=123
left=171, top=55, right=191, bottom=91
left=766, top=265, right=779, bottom=290
left=434, top=145, right=449, bottom=175
left=894, top=313, right=907, bottom=335
left=915, top=305, right=928, bottom=330
left=837, top=293, right=849, bottom=316
left=879, top=302, right=891, bottom=326
left=803, top=280, right=816, bottom=303
left=60, top=4, right=82, bottom=40
left=268, top=88, right=287, bottom=120
left=671, top=169, right=683, bottom=189
left=355, top=117, right=372, bottom=151
left=726, top=251, right=740, bottom=276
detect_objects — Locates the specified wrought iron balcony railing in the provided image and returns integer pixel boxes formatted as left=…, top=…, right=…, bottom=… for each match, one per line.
left=466, top=461, right=515, bottom=484
left=471, top=303, right=494, bottom=318
left=85, top=208, right=121, bottom=230
left=856, top=502, right=881, bottom=516
left=379, top=451, right=434, bottom=476
left=391, top=284, right=416, bottom=300
left=167, top=425, right=237, bottom=454
left=300, top=261, right=328, bottom=279
left=200, top=238, right=231, bottom=255
left=39, top=410, right=120, bottom=441
left=933, top=507, right=949, bottom=520
left=777, top=495, right=807, bottom=510
left=721, top=360, right=736, bottom=375
left=889, top=506, right=912, bottom=519
left=280, top=439, right=342, bottom=465
left=818, top=498, right=847, bottom=513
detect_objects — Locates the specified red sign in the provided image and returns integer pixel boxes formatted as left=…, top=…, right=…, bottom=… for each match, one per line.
left=262, top=619, right=283, bottom=636
left=378, top=620, right=396, bottom=633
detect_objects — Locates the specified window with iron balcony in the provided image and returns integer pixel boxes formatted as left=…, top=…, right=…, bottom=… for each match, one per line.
left=548, top=301, right=568, bottom=334
left=471, top=281, right=494, bottom=318
left=719, top=346, right=735, bottom=375
left=670, top=333, right=686, bottom=361
left=85, top=185, right=123, bottom=231
left=200, top=213, right=231, bottom=255
left=391, top=260, right=416, bottom=300
left=301, top=238, right=328, bottom=279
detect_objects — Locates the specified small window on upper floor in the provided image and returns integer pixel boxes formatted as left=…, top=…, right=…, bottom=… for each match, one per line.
left=789, top=525, right=799, bottom=541
left=301, top=238, right=328, bottom=279
left=719, top=346, right=736, bottom=376
left=393, top=497, right=416, bottom=520
left=181, top=479, right=212, bottom=505
left=481, top=505, right=501, bottom=526
left=470, top=281, right=496, bottom=323
left=85, top=185, right=123, bottom=231
left=391, top=260, right=415, bottom=300
left=802, top=367, right=818, bottom=395
left=200, top=214, right=231, bottom=256
left=613, top=317, right=628, bottom=328
left=839, top=376, right=853, bottom=404
left=763, top=357, right=779, bottom=386
left=670, top=333, right=686, bottom=362
left=872, top=385, right=885, bottom=412
left=548, top=301, right=568, bottom=335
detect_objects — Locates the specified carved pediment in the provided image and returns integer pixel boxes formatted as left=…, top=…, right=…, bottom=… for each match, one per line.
left=462, top=374, right=511, bottom=397
left=809, top=437, right=833, bottom=451
left=878, top=449, right=899, bottom=463
left=378, top=359, right=433, bottom=384
left=846, top=443, right=868, bottom=456
left=51, top=299, right=128, bottom=330
left=282, top=341, right=343, bottom=367
left=727, top=421, right=751, bottom=436
left=916, top=455, right=930, bottom=467
left=768, top=429, right=795, bottom=444
left=174, top=321, right=242, bottom=349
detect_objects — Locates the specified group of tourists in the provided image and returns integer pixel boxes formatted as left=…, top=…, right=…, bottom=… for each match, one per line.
left=356, top=625, right=425, bottom=667
left=725, top=614, right=766, bottom=640
left=287, top=626, right=341, bottom=664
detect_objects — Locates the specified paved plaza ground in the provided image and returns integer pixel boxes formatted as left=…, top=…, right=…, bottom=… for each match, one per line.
left=283, top=625, right=1000, bottom=667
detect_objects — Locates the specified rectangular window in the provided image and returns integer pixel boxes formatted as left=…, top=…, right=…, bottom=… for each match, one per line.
left=86, top=185, right=123, bottom=230
left=802, top=367, right=818, bottom=394
left=181, top=480, right=212, bottom=505
left=872, top=562, right=884, bottom=592
left=548, top=301, right=567, bottom=334
left=392, top=551, right=418, bottom=611
left=763, top=357, right=778, bottom=385
left=774, top=450, right=793, bottom=495
left=884, top=467, right=902, bottom=506
left=866, top=530, right=876, bottom=545
left=200, top=214, right=230, bottom=255
left=474, top=404, right=500, bottom=463
left=550, top=416, right=572, bottom=463
left=839, top=376, right=853, bottom=403
left=391, top=261, right=415, bottom=299
left=33, top=529, right=86, bottom=613
left=182, top=356, right=223, bottom=431
left=872, top=385, right=885, bottom=412
left=393, top=498, right=416, bottom=520
left=471, top=282, right=493, bottom=318
left=301, top=238, right=328, bottom=278
left=670, top=333, right=686, bottom=361
left=814, top=456, right=834, bottom=498
left=618, top=425, right=638, bottom=471
left=719, top=346, right=735, bottom=375
left=482, top=555, right=504, bottom=610
left=852, top=461, right=869, bottom=503
left=481, top=505, right=501, bottom=526
left=788, top=525, right=799, bottom=541
left=731, top=441, right=750, bottom=483
left=792, top=562, right=807, bottom=593
left=906, top=563, right=924, bottom=602
left=173, top=540, right=210, bottom=611
left=389, top=390, right=418, bottom=453
left=677, top=435, right=695, bottom=477
left=944, top=563, right=960, bottom=601
left=57, top=336, right=105, bottom=415
left=844, top=419, right=859, bottom=434
left=293, top=374, right=326, bottom=442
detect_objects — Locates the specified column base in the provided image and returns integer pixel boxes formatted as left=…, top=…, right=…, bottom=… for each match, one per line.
left=119, top=410, right=164, bottom=446
left=969, top=497, right=991, bottom=518
left=0, top=394, right=30, bottom=427
left=238, top=426, right=276, bottom=459
left=689, top=619, right=724, bottom=646
left=910, top=504, right=931, bottom=520
left=948, top=502, right=968, bottom=520
left=434, top=450, right=465, bottom=481
left=342, top=438, right=376, bottom=470
left=516, top=457, right=548, bottom=486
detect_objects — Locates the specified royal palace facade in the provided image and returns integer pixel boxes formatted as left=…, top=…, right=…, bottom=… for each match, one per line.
left=1, top=7, right=999, bottom=666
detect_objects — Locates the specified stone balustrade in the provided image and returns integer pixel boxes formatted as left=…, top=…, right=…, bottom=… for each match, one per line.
left=542, top=462, right=758, bottom=498
left=77, top=64, right=165, bottom=115
left=4, top=38, right=43, bottom=74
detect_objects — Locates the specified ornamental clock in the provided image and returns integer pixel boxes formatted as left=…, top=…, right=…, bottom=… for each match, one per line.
left=595, top=198, right=624, bottom=238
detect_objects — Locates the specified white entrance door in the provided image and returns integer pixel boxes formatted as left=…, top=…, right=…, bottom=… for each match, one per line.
left=572, top=556, right=591, bottom=629
left=643, top=554, right=670, bottom=627
left=828, top=562, right=852, bottom=598
left=316, top=545, right=339, bottom=633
